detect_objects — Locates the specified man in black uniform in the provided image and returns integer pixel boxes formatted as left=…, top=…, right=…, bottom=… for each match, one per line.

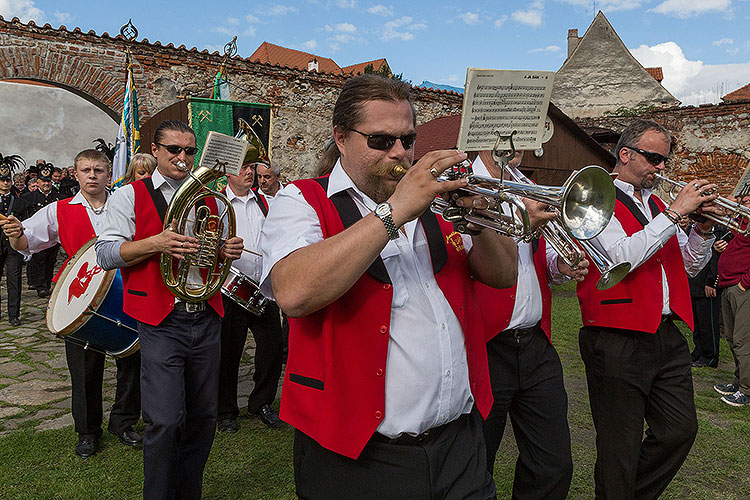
left=22, top=163, right=60, bottom=297
left=0, top=154, right=29, bottom=326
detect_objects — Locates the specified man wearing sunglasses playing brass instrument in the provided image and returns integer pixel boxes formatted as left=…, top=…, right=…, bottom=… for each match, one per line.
left=577, top=119, right=722, bottom=500
left=260, top=74, right=519, bottom=499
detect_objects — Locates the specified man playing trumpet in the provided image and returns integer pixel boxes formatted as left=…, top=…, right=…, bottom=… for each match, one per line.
left=577, top=119, right=719, bottom=500
left=96, top=120, right=244, bottom=500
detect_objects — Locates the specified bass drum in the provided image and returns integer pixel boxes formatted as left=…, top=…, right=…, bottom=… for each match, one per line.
left=47, top=238, right=139, bottom=357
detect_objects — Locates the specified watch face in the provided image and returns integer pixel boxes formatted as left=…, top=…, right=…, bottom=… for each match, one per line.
left=375, top=203, right=391, bottom=217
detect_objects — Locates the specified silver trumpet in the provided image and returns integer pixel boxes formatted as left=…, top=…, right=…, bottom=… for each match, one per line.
left=655, top=174, right=750, bottom=235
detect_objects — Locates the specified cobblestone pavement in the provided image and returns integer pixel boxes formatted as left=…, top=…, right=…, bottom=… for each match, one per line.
left=0, top=258, right=266, bottom=437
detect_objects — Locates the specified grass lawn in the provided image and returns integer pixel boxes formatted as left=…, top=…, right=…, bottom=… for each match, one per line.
left=1, top=282, right=748, bottom=499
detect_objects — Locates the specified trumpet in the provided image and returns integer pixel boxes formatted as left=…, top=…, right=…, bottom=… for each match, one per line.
left=655, top=174, right=750, bottom=235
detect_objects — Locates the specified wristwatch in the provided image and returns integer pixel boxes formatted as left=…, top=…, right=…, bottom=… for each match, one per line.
left=374, top=202, right=399, bottom=240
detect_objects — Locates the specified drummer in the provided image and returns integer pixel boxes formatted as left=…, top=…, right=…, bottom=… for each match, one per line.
left=217, top=161, right=284, bottom=433
left=0, top=149, right=142, bottom=459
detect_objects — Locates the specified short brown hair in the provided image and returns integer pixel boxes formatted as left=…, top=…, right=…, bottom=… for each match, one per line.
left=615, top=119, right=672, bottom=165
left=74, top=149, right=111, bottom=169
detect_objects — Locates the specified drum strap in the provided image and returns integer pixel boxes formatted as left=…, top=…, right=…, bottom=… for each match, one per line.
left=143, top=177, right=168, bottom=223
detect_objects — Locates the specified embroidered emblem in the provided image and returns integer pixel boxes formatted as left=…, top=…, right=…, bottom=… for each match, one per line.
left=446, top=231, right=464, bottom=253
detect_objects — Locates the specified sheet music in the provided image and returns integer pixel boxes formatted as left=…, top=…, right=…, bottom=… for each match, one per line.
left=457, top=68, right=555, bottom=151
left=199, top=131, right=249, bottom=176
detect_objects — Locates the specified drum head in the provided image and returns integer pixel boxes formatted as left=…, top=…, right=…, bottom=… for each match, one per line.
left=47, top=238, right=116, bottom=336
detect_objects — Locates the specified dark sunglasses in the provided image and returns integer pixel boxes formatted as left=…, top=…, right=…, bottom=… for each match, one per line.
left=625, top=146, right=669, bottom=166
left=351, top=129, right=417, bottom=151
left=156, top=143, right=198, bottom=156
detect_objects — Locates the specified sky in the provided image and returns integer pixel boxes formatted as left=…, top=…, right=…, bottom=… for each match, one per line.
left=2, top=0, right=750, bottom=105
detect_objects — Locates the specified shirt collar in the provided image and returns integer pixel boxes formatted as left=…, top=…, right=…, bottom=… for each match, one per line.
left=68, top=190, right=109, bottom=209
left=614, top=178, right=654, bottom=204
left=225, top=183, right=257, bottom=203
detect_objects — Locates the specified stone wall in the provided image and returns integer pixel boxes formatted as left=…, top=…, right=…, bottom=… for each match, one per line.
left=0, top=16, right=462, bottom=180
left=576, top=100, right=750, bottom=194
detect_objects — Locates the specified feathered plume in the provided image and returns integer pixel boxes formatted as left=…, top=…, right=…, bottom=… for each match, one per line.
left=93, top=138, right=115, bottom=162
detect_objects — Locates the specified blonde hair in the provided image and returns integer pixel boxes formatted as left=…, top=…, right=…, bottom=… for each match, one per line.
left=123, top=153, right=157, bottom=184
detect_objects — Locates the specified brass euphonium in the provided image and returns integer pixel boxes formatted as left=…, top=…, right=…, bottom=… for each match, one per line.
left=160, top=120, right=269, bottom=302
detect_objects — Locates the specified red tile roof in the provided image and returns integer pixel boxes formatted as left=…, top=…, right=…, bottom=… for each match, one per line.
left=341, top=59, right=390, bottom=76
left=723, top=82, right=750, bottom=102
left=414, top=115, right=462, bottom=161
left=249, top=41, right=341, bottom=74
left=645, top=67, right=664, bottom=82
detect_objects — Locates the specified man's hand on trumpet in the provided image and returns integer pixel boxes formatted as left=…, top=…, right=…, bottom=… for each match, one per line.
left=669, top=179, right=719, bottom=223
left=521, top=198, right=558, bottom=231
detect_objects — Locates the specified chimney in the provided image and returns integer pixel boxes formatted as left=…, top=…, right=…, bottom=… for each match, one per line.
left=307, top=58, right=319, bottom=72
left=567, top=29, right=580, bottom=57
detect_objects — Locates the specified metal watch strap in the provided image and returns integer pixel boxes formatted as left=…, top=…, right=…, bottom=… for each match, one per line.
left=375, top=202, right=399, bottom=240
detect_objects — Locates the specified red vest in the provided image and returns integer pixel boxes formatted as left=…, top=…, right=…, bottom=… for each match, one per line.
left=577, top=191, right=693, bottom=333
left=281, top=177, right=492, bottom=459
left=475, top=237, right=552, bottom=342
left=120, top=179, right=224, bottom=325
left=54, top=198, right=96, bottom=282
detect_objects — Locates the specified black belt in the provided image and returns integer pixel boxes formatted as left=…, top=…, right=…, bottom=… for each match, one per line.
left=503, top=321, right=542, bottom=339
left=173, top=301, right=207, bottom=313
left=372, top=413, right=468, bottom=446
left=661, top=313, right=675, bottom=324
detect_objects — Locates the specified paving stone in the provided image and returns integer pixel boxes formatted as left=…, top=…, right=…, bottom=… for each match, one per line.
left=30, top=409, right=62, bottom=419
left=0, top=361, right=32, bottom=377
left=6, top=327, right=38, bottom=337
left=36, top=412, right=74, bottom=431
left=0, top=377, right=15, bottom=385
left=45, top=355, right=68, bottom=370
left=51, top=397, right=72, bottom=410
left=0, top=379, right=71, bottom=405
left=19, top=370, right=65, bottom=381
left=0, top=357, right=10, bottom=363
left=26, top=352, right=51, bottom=363
left=0, top=406, right=24, bottom=418
left=2, top=420, right=19, bottom=431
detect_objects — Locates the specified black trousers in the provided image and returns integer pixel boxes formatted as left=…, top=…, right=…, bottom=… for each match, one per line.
left=579, top=320, right=698, bottom=500
left=218, top=297, right=283, bottom=418
left=139, top=308, right=220, bottom=500
left=690, top=293, right=722, bottom=367
left=0, top=245, right=23, bottom=319
left=28, top=244, right=58, bottom=290
left=293, top=410, right=496, bottom=500
left=65, top=340, right=141, bottom=439
left=483, top=326, right=572, bottom=500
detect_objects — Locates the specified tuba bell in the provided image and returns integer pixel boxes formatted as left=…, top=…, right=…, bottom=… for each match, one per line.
left=160, top=120, right=269, bottom=302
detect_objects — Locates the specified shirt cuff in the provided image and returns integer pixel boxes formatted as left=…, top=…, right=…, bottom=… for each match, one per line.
left=95, top=240, right=127, bottom=270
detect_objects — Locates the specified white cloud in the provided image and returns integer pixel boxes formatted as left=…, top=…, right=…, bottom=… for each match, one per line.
left=459, top=11, right=480, bottom=25
left=650, top=0, right=730, bottom=17
left=0, top=0, right=43, bottom=22
left=52, top=11, right=73, bottom=24
left=336, top=22, right=356, bottom=33
left=629, top=41, right=750, bottom=105
left=382, top=16, right=426, bottom=41
left=302, top=39, right=318, bottom=50
left=246, top=14, right=260, bottom=23
left=243, top=26, right=257, bottom=37
left=557, top=0, right=644, bottom=11
left=368, top=4, right=393, bottom=16
left=266, top=5, right=299, bottom=15
left=336, top=0, right=356, bottom=7
left=213, top=26, right=235, bottom=36
left=529, top=45, right=561, bottom=53
left=494, top=15, right=508, bottom=28
left=712, top=38, right=734, bottom=46
left=511, top=2, right=543, bottom=28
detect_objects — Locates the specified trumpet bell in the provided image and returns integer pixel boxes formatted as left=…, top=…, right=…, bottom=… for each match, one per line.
left=596, top=261, right=631, bottom=290
left=561, top=166, right=616, bottom=240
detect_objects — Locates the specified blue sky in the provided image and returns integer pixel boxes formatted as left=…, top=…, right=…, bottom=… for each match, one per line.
left=2, top=0, right=750, bottom=105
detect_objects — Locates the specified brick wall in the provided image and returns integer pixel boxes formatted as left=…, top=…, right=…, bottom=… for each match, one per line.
left=0, top=16, right=462, bottom=179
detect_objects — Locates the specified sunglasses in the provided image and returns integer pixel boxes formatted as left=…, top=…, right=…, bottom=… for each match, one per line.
left=626, top=146, right=669, bottom=166
left=156, top=143, right=198, bottom=156
left=351, top=129, right=417, bottom=151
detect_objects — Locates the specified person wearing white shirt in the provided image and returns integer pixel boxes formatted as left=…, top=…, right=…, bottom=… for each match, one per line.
left=1, top=149, right=141, bottom=459
left=260, top=74, right=520, bottom=499
left=257, top=161, right=283, bottom=204
left=577, top=119, right=720, bottom=499
left=472, top=150, right=586, bottom=500
left=216, top=162, right=284, bottom=433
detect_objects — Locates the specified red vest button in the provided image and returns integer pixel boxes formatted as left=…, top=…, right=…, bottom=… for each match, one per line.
left=383, top=284, right=392, bottom=290
left=375, top=411, right=383, bottom=419
left=376, top=368, right=383, bottom=376
left=380, top=325, right=388, bottom=334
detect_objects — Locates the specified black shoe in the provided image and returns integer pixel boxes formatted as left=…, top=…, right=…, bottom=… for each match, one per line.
left=691, top=360, right=708, bottom=368
left=256, top=404, right=283, bottom=428
left=217, top=418, right=240, bottom=433
left=112, top=428, right=142, bottom=446
left=715, top=383, right=739, bottom=396
left=9, top=317, right=20, bottom=327
left=75, top=438, right=98, bottom=458
left=37, top=288, right=49, bottom=298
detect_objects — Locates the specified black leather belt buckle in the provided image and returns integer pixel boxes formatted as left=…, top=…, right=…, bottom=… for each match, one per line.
left=175, top=301, right=207, bottom=313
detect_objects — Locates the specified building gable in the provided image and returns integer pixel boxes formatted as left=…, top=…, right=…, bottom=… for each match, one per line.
left=552, top=11, right=679, bottom=118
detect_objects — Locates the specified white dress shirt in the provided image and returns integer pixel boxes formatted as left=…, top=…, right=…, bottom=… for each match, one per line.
left=471, top=156, right=566, bottom=329
left=20, top=190, right=109, bottom=256
left=589, top=178, right=714, bottom=315
left=260, top=181, right=283, bottom=208
left=260, top=160, right=474, bottom=438
left=225, top=185, right=265, bottom=282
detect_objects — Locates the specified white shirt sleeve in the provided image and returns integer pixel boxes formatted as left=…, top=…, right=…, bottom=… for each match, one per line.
left=259, top=184, right=323, bottom=298
left=682, top=226, right=715, bottom=278
left=18, top=202, right=59, bottom=257
left=97, top=184, right=136, bottom=243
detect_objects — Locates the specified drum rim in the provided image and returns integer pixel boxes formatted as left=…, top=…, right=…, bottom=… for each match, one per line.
left=46, top=238, right=117, bottom=336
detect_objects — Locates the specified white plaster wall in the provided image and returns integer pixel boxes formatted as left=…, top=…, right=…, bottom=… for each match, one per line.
left=0, top=81, right=118, bottom=168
